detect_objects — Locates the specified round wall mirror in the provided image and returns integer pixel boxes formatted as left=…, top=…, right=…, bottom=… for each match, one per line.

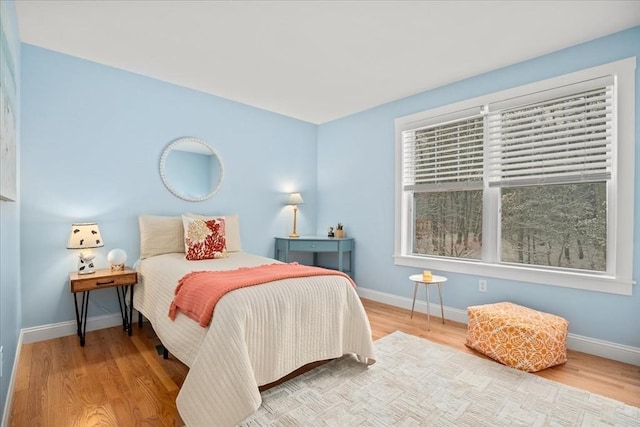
left=160, top=137, right=224, bottom=202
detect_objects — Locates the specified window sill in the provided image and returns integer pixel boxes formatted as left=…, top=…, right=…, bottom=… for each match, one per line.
left=393, top=254, right=634, bottom=296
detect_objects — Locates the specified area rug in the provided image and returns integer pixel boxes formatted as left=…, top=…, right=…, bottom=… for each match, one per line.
left=241, top=331, right=639, bottom=426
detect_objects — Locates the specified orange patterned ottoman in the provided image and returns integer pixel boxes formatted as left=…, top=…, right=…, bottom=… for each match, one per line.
left=465, top=302, right=568, bottom=372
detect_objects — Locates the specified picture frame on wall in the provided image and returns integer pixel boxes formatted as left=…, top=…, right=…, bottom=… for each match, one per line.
left=0, top=11, right=17, bottom=202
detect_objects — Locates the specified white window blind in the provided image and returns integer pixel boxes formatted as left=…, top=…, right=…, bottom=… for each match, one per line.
left=402, top=115, right=484, bottom=191
left=486, top=77, right=613, bottom=188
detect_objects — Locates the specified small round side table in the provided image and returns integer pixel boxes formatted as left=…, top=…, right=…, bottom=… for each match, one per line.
left=409, top=274, right=447, bottom=331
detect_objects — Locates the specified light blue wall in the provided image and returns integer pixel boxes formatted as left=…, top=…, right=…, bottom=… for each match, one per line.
left=317, top=27, right=640, bottom=348
left=20, top=44, right=318, bottom=329
left=0, top=0, right=21, bottom=419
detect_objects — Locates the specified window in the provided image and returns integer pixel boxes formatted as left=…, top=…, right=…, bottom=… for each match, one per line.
left=500, top=183, right=606, bottom=272
left=394, top=58, right=635, bottom=295
left=403, top=113, right=484, bottom=259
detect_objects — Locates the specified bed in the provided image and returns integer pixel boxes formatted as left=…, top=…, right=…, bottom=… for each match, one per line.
left=133, top=214, right=376, bottom=426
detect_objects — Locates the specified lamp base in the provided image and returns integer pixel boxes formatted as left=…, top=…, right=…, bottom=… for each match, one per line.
left=289, top=206, right=300, bottom=238
left=78, top=251, right=96, bottom=275
left=110, top=263, right=125, bottom=272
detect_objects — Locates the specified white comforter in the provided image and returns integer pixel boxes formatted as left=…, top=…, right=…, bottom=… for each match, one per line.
left=134, top=252, right=375, bottom=426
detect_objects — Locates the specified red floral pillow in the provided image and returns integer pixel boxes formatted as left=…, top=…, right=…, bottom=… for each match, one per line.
left=182, top=216, right=227, bottom=260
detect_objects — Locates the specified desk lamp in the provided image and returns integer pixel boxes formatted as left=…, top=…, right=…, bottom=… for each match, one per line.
left=67, top=223, right=104, bottom=274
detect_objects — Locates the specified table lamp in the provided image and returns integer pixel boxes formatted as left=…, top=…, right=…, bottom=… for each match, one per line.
left=67, top=223, right=104, bottom=274
left=286, top=192, right=304, bottom=238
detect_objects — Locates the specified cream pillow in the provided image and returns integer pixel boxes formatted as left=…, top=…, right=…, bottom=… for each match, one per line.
left=138, top=215, right=185, bottom=259
left=184, top=213, right=242, bottom=252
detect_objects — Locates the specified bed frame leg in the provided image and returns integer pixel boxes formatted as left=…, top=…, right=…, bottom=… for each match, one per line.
left=163, top=347, right=169, bottom=359
left=138, top=312, right=143, bottom=328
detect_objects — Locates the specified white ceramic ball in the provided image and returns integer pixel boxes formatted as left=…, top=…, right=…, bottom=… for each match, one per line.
left=107, top=248, right=127, bottom=265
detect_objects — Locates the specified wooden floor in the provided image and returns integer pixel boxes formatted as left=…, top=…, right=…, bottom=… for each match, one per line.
left=8, top=299, right=640, bottom=426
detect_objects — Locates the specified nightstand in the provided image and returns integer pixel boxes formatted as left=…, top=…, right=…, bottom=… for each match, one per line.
left=274, top=236, right=355, bottom=278
left=69, top=268, right=137, bottom=346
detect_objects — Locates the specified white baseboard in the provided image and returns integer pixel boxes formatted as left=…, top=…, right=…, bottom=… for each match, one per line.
left=356, top=286, right=469, bottom=323
left=21, top=313, right=124, bottom=344
left=1, top=332, right=22, bottom=427
left=356, top=286, right=640, bottom=366
left=566, top=334, right=640, bottom=366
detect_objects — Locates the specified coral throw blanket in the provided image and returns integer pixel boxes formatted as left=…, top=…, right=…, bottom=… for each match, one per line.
left=169, top=263, right=355, bottom=327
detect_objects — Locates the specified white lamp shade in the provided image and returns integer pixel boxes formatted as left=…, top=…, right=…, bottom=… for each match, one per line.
left=107, top=249, right=127, bottom=265
left=287, top=192, right=304, bottom=206
left=67, top=223, right=104, bottom=249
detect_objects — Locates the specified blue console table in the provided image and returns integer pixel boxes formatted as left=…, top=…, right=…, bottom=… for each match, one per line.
left=274, top=236, right=354, bottom=278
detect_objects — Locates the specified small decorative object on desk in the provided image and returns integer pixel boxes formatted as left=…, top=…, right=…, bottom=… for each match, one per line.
left=327, top=226, right=335, bottom=237
left=107, top=248, right=127, bottom=271
left=335, top=223, right=345, bottom=238
left=422, top=270, right=432, bottom=282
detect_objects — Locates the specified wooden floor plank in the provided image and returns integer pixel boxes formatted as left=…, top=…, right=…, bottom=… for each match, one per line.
left=8, top=298, right=639, bottom=426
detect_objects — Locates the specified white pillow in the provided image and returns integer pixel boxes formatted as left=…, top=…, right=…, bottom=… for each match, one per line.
left=138, top=215, right=185, bottom=259
left=184, top=213, right=242, bottom=252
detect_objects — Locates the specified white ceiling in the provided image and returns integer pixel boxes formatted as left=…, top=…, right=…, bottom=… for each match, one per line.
left=14, top=1, right=640, bottom=124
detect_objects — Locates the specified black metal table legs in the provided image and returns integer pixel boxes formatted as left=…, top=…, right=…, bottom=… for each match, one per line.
left=73, top=291, right=90, bottom=346
left=74, top=285, right=135, bottom=346
left=116, top=285, right=134, bottom=336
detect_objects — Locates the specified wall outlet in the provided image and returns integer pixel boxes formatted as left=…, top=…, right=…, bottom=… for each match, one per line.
left=478, top=279, right=487, bottom=292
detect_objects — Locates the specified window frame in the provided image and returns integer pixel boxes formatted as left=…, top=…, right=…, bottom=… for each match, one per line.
left=394, top=57, right=636, bottom=295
